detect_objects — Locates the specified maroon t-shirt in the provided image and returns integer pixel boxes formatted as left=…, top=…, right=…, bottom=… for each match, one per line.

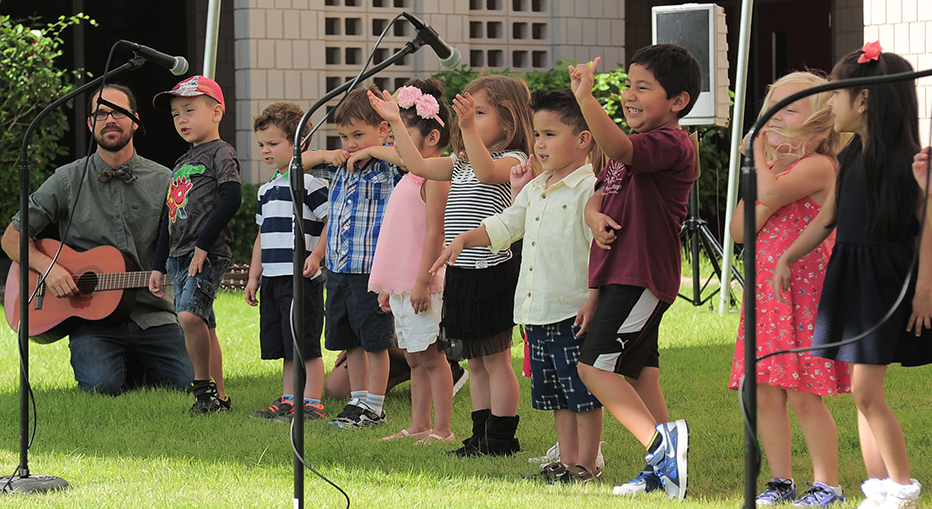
left=588, top=128, right=696, bottom=304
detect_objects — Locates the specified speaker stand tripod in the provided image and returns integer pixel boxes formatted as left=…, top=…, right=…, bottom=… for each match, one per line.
left=677, top=182, right=744, bottom=308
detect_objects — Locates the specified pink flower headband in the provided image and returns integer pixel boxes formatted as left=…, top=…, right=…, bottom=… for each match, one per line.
left=396, top=86, right=445, bottom=127
left=858, top=41, right=882, bottom=64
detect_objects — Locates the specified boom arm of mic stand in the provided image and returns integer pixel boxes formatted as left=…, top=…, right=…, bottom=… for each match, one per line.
left=15, top=57, right=146, bottom=481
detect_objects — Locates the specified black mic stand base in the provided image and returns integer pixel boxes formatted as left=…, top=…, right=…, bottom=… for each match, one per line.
left=1, top=475, right=69, bottom=495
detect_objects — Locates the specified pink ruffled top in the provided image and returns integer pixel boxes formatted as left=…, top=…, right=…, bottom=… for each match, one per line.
left=368, top=173, right=444, bottom=294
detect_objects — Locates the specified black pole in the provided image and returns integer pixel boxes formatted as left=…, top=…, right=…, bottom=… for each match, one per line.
left=689, top=184, right=702, bottom=304
left=740, top=66, right=932, bottom=509
left=2, top=57, right=146, bottom=495
left=287, top=33, right=426, bottom=509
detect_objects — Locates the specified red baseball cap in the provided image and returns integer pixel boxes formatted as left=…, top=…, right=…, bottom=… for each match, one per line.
left=153, top=75, right=225, bottom=112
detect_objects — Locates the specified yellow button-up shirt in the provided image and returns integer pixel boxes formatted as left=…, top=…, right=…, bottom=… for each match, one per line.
left=482, top=164, right=596, bottom=325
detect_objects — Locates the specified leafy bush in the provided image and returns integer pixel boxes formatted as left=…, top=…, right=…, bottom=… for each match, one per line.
left=0, top=14, right=95, bottom=226
left=228, top=182, right=259, bottom=264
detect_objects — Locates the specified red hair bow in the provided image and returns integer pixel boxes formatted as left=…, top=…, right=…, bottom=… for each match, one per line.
left=858, top=41, right=882, bottom=64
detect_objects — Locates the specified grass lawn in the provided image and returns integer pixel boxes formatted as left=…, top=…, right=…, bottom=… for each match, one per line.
left=2, top=277, right=932, bottom=508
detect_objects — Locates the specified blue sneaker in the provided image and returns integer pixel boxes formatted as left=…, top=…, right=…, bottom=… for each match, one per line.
left=794, top=482, right=845, bottom=506
left=613, top=466, right=663, bottom=496
left=756, top=479, right=797, bottom=506
left=645, top=419, right=689, bottom=500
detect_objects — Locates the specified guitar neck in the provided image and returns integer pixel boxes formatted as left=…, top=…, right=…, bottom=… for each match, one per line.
left=78, top=271, right=172, bottom=292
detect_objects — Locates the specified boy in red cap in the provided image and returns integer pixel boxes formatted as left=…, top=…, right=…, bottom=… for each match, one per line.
left=149, top=75, right=243, bottom=413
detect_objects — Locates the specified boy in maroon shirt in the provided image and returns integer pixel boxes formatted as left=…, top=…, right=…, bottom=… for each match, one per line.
left=569, top=44, right=700, bottom=501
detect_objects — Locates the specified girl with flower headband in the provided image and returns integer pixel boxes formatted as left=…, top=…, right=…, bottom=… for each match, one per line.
left=774, top=43, right=932, bottom=509
left=369, top=74, right=534, bottom=457
left=354, top=78, right=455, bottom=445
left=728, top=71, right=849, bottom=506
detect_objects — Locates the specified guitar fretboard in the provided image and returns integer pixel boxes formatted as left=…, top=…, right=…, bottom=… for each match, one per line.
left=69, top=271, right=171, bottom=292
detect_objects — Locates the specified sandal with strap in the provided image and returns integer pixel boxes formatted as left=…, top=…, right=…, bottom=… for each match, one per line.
left=381, top=428, right=432, bottom=441
left=416, top=432, right=456, bottom=445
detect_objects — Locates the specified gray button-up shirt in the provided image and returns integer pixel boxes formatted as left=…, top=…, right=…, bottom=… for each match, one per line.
left=12, top=152, right=177, bottom=329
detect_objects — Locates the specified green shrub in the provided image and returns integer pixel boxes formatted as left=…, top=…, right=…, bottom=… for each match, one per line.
left=228, top=182, right=259, bottom=265
left=0, top=14, right=95, bottom=226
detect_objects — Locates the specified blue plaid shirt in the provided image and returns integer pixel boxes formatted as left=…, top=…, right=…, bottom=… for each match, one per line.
left=313, top=158, right=401, bottom=274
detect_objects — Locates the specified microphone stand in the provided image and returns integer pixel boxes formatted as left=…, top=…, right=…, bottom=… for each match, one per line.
left=2, top=57, right=147, bottom=495
left=286, top=33, right=429, bottom=509
left=741, top=67, right=932, bottom=509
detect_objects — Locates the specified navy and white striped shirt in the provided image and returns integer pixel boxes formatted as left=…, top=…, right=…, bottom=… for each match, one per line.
left=256, top=171, right=329, bottom=277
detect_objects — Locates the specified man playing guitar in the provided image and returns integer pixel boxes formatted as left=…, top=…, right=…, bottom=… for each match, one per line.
left=2, top=84, right=193, bottom=395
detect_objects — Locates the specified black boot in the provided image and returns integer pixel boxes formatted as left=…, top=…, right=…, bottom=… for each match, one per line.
left=449, top=409, right=490, bottom=457
left=479, top=414, right=520, bottom=456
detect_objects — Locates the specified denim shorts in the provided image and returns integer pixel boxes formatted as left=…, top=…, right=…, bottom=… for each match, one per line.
left=166, top=252, right=230, bottom=329
left=527, top=317, right=602, bottom=413
left=324, top=270, right=394, bottom=352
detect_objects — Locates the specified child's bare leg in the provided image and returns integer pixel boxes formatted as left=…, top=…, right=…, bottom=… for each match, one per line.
left=578, top=363, right=656, bottom=446
left=405, top=351, right=433, bottom=433
left=367, top=348, right=390, bottom=398
left=626, top=366, right=669, bottom=423
left=788, top=390, right=839, bottom=486
left=284, top=358, right=325, bottom=401
left=858, top=409, right=888, bottom=479
left=283, top=360, right=294, bottom=395
left=575, top=408, right=604, bottom=473
left=852, top=363, right=910, bottom=484
left=758, top=385, right=792, bottom=480
left=179, top=311, right=211, bottom=380
left=208, top=327, right=225, bottom=399
left=421, top=347, right=453, bottom=437
left=467, top=356, right=491, bottom=410
left=344, top=347, right=369, bottom=393
left=485, top=347, right=519, bottom=416
left=555, top=409, right=579, bottom=466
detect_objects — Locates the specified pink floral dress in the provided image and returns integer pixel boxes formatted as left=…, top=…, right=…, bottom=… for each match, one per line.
left=729, top=156, right=851, bottom=396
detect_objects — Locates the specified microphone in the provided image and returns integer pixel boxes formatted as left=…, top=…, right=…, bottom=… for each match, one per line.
left=119, top=40, right=189, bottom=76
left=400, top=13, right=461, bottom=69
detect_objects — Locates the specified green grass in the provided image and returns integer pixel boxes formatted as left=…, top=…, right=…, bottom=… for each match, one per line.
left=2, top=280, right=932, bottom=508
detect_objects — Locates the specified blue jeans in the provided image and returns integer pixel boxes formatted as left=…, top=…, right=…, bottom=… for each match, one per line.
left=166, top=253, right=230, bottom=328
left=69, top=321, right=193, bottom=395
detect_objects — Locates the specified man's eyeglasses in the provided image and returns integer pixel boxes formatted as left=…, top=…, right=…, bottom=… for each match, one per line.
left=91, top=110, right=129, bottom=121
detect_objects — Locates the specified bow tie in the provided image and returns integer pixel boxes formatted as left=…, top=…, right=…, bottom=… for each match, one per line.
left=97, top=167, right=137, bottom=183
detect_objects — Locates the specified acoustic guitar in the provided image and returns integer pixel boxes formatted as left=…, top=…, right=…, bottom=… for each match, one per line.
left=4, top=239, right=169, bottom=344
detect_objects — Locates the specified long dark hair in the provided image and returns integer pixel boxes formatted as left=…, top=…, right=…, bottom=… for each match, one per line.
left=832, top=49, right=920, bottom=240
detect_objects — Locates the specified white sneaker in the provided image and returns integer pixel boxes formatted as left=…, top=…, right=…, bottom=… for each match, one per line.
left=528, top=441, right=606, bottom=469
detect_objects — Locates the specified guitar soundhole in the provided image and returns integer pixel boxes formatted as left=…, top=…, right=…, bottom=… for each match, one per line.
left=76, top=272, right=99, bottom=297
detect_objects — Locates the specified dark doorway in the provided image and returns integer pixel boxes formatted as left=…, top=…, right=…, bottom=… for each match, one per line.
left=751, top=0, right=833, bottom=107
left=1, top=1, right=195, bottom=171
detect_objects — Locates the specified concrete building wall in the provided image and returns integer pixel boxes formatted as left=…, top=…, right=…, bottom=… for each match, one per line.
left=231, top=0, right=625, bottom=183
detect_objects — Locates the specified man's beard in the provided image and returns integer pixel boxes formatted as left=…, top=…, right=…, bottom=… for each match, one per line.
left=95, top=126, right=133, bottom=152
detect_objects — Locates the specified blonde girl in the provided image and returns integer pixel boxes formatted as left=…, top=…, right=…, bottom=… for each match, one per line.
left=730, top=71, right=849, bottom=506
left=369, top=74, right=534, bottom=456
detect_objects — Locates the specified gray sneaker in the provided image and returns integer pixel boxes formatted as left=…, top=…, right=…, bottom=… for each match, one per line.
left=331, top=400, right=385, bottom=429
